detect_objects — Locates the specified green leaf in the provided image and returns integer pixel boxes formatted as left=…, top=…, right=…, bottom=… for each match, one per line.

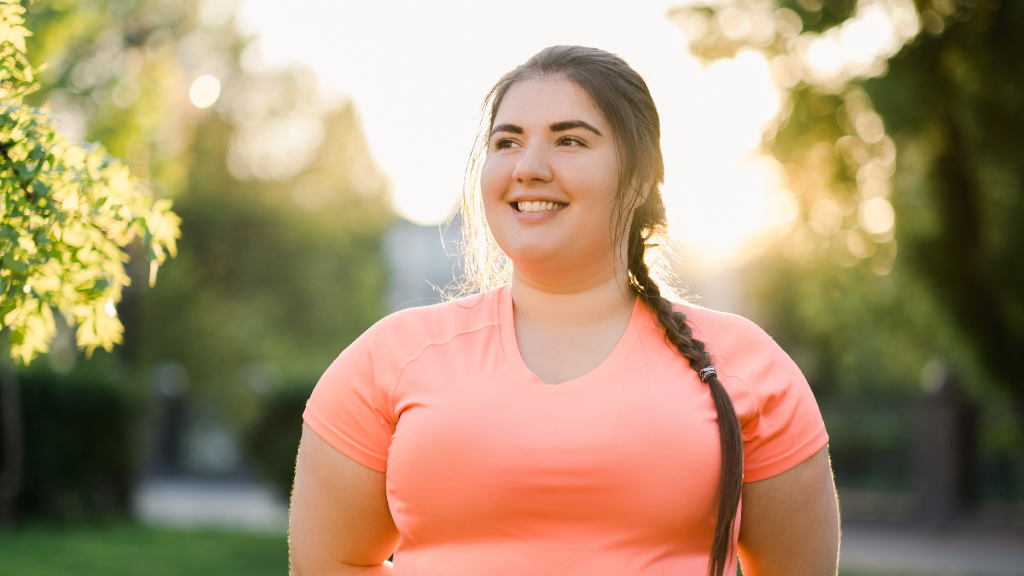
left=13, top=159, right=27, bottom=179
left=0, top=0, right=180, bottom=365
left=2, top=252, right=27, bottom=274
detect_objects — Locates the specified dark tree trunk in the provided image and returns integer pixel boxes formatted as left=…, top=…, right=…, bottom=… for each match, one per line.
left=866, top=1, right=1024, bottom=431
left=0, top=363, right=22, bottom=527
left=915, top=73, right=1024, bottom=428
left=929, top=113, right=1024, bottom=380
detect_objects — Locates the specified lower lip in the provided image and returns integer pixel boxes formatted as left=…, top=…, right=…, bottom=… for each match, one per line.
left=511, top=205, right=566, bottom=222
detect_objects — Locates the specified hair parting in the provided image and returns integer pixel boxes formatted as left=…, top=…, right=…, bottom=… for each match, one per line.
left=458, top=45, right=745, bottom=576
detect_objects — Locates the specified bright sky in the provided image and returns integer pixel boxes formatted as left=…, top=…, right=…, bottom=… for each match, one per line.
left=234, top=0, right=914, bottom=261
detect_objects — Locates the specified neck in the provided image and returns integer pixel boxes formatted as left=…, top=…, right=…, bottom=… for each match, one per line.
left=510, top=265, right=636, bottom=329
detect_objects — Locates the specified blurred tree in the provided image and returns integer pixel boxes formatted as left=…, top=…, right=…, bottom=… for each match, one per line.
left=0, top=0, right=179, bottom=524
left=4, top=374, right=133, bottom=521
left=668, top=0, right=1023, bottom=488
left=0, top=0, right=180, bottom=366
left=21, top=0, right=393, bottom=457
left=246, top=384, right=312, bottom=499
left=865, top=1, right=1024, bottom=420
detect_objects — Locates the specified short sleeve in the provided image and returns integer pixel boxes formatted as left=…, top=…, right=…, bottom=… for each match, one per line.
left=303, top=327, right=396, bottom=472
left=693, top=310, right=829, bottom=483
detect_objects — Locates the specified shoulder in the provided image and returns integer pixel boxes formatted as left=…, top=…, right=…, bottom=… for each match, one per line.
left=671, top=301, right=804, bottom=413
left=361, top=288, right=500, bottom=362
left=318, top=288, right=501, bottom=411
left=668, top=302, right=827, bottom=479
left=670, top=302, right=778, bottom=362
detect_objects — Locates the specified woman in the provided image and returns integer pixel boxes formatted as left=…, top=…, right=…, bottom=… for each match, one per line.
left=289, top=46, right=840, bottom=576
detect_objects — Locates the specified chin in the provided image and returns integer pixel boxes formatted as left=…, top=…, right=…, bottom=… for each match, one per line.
left=502, top=238, right=577, bottom=270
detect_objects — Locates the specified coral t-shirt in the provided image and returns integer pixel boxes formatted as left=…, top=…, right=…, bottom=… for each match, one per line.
left=303, top=285, right=828, bottom=576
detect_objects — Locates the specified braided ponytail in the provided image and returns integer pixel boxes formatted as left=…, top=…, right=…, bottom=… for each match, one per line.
left=464, top=46, right=745, bottom=576
left=627, top=209, right=744, bottom=576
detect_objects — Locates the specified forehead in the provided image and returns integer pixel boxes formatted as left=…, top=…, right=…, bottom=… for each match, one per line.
left=493, top=77, right=607, bottom=128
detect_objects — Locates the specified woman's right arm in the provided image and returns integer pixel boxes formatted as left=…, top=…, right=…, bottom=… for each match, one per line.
left=289, top=423, right=400, bottom=576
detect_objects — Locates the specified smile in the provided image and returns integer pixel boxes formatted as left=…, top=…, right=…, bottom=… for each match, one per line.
left=512, top=201, right=568, bottom=213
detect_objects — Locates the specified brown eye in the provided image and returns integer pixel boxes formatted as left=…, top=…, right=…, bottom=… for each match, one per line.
left=559, top=136, right=586, bottom=147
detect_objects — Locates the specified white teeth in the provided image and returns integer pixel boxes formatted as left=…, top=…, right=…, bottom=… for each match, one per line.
left=517, top=201, right=563, bottom=213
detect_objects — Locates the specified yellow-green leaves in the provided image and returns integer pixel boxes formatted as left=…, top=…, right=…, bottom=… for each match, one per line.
left=0, top=0, right=180, bottom=364
left=0, top=4, right=30, bottom=54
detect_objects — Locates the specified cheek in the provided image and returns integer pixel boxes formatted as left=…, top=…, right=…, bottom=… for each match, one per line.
left=568, top=165, right=621, bottom=252
left=574, top=165, right=620, bottom=218
left=595, top=160, right=621, bottom=206
left=479, top=158, right=512, bottom=246
left=480, top=157, right=511, bottom=204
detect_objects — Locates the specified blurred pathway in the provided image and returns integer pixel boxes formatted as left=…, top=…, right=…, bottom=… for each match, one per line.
left=132, top=482, right=1024, bottom=575
left=840, top=521, right=1024, bottom=576
left=133, top=478, right=288, bottom=532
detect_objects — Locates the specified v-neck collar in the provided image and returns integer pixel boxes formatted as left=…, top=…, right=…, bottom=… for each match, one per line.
left=497, top=284, right=642, bottom=396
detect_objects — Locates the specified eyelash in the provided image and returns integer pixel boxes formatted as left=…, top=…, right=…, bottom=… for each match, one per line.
left=492, top=136, right=587, bottom=150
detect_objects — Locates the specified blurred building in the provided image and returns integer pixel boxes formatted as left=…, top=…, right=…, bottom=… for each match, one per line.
left=383, top=217, right=463, bottom=311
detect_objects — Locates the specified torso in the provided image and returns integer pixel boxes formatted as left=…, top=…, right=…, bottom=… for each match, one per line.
left=303, top=284, right=829, bottom=576
left=387, top=287, right=725, bottom=575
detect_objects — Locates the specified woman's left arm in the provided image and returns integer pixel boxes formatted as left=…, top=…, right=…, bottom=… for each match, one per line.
left=737, top=446, right=840, bottom=576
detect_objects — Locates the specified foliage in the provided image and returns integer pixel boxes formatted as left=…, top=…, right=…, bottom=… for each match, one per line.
left=670, top=0, right=1024, bottom=417
left=0, top=524, right=288, bottom=576
left=0, top=0, right=179, bottom=364
left=0, top=374, right=131, bottom=521
left=863, top=0, right=1024, bottom=418
left=666, top=0, right=1024, bottom=496
left=139, top=103, right=391, bottom=424
left=246, top=384, right=312, bottom=499
left=21, top=0, right=393, bottom=431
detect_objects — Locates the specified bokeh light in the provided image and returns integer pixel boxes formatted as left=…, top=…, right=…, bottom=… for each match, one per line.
left=189, top=75, right=221, bottom=108
left=858, top=197, right=895, bottom=235
left=794, top=0, right=920, bottom=88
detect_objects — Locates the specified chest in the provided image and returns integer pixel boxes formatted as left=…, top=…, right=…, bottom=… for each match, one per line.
left=384, top=339, right=723, bottom=546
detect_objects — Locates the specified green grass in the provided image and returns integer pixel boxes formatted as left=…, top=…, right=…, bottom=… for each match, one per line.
left=0, top=523, right=289, bottom=576
left=746, top=570, right=909, bottom=576
left=0, top=524, right=915, bottom=576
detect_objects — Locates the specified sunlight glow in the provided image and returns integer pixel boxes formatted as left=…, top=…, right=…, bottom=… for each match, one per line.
left=795, top=0, right=920, bottom=88
left=651, top=48, right=785, bottom=259
left=237, top=0, right=917, bottom=261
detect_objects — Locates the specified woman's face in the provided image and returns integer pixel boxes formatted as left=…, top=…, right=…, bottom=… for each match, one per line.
left=481, top=77, right=621, bottom=286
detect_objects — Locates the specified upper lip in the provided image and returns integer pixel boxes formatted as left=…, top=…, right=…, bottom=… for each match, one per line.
left=507, top=194, right=569, bottom=205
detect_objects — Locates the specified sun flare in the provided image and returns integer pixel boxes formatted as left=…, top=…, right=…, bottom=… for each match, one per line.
left=239, top=0, right=913, bottom=262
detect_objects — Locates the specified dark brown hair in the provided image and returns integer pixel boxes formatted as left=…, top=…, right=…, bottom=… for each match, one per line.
left=459, top=45, right=744, bottom=576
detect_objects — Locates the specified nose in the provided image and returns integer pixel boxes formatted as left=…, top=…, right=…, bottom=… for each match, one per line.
left=511, top=143, right=553, bottom=184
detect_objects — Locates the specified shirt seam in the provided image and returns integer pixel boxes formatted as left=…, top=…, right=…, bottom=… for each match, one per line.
left=381, top=310, right=499, bottom=576
left=388, top=490, right=421, bottom=576
left=387, top=321, right=500, bottom=421
left=720, top=369, right=761, bottom=428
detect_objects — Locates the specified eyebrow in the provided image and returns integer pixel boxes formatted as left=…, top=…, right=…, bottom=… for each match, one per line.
left=550, top=120, right=602, bottom=136
left=490, top=123, right=522, bottom=136
left=489, top=120, right=603, bottom=138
